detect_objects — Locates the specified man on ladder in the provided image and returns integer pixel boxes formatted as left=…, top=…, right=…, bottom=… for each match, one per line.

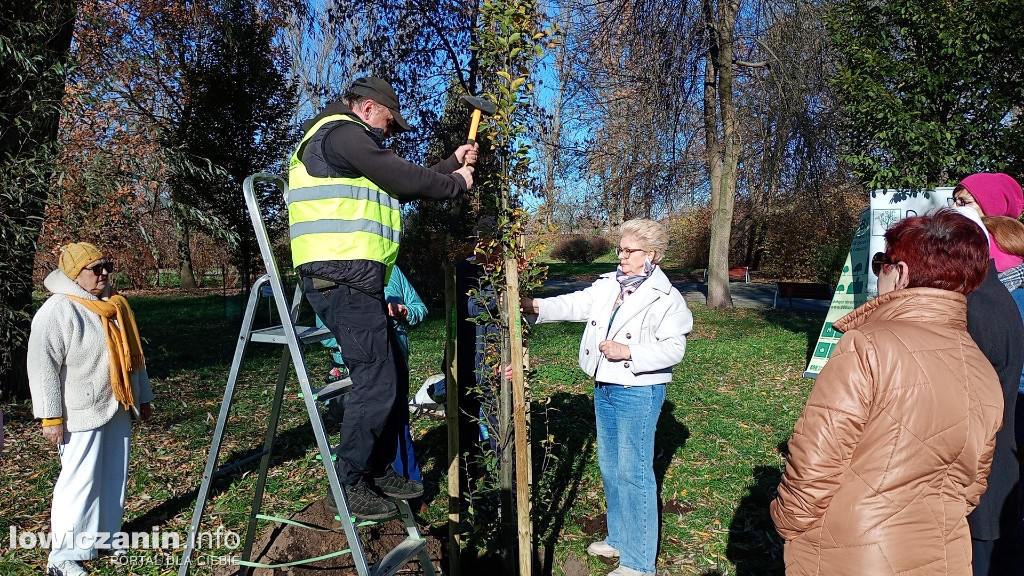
left=288, top=76, right=478, bottom=520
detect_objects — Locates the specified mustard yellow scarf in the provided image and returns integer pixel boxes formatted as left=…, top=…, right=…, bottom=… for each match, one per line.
left=68, top=292, right=146, bottom=411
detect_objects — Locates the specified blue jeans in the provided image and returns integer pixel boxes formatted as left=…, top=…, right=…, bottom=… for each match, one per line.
left=394, top=422, right=422, bottom=482
left=595, top=382, right=665, bottom=574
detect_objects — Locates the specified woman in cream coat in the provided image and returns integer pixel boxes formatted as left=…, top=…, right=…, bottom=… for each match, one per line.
left=522, top=219, right=693, bottom=576
left=29, top=243, right=154, bottom=576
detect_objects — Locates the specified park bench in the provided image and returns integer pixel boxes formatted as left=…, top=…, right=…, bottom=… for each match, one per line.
left=773, top=281, right=834, bottom=308
left=703, top=265, right=750, bottom=284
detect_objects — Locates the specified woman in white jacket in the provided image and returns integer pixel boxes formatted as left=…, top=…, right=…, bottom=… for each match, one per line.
left=521, top=219, right=693, bottom=576
left=28, top=243, right=154, bottom=576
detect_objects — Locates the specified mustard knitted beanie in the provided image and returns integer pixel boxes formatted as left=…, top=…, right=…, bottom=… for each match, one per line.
left=59, top=242, right=104, bottom=279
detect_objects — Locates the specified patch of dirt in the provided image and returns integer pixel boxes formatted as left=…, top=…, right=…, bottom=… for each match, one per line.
left=578, top=501, right=693, bottom=570
left=210, top=499, right=597, bottom=576
left=213, top=498, right=444, bottom=576
left=579, top=513, right=607, bottom=536
left=661, top=499, right=695, bottom=515
left=560, top=553, right=589, bottom=576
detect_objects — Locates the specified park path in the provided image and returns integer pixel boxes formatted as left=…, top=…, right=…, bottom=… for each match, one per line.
left=540, top=279, right=831, bottom=312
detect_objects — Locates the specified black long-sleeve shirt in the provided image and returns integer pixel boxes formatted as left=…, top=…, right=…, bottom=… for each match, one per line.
left=295, top=105, right=467, bottom=295
left=303, top=105, right=467, bottom=201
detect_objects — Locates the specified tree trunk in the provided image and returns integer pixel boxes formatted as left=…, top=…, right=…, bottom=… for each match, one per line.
left=177, top=220, right=199, bottom=290
left=0, top=0, right=78, bottom=398
left=703, top=0, right=740, bottom=309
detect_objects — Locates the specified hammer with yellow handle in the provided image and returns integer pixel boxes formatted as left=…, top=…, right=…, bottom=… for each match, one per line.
left=461, top=95, right=496, bottom=166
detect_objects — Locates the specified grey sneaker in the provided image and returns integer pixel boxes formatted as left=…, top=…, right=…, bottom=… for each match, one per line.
left=327, top=480, right=398, bottom=520
left=373, top=469, right=424, bottom=499
left=47, top=560, right=88, bottom=576
left=586, top=540, right=620, bottom=558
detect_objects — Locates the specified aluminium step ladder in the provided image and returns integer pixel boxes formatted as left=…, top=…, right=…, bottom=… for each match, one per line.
left=177, top=173, right=436, bottom=576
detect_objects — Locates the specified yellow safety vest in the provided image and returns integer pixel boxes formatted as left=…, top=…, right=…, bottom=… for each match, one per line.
left=288, top=114, right=401, bottom=276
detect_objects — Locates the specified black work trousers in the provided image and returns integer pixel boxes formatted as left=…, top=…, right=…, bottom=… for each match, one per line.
left=302, top=278, right=409, bottom=485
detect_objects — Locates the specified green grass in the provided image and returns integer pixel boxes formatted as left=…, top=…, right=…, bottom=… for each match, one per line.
left=0, top=292, right=822, bottom=575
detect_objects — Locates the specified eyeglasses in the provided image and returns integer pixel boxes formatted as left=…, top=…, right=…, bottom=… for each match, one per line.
left=84, top=261, right=114, bottom=276
left=953, top=195, right=976, bottom=207
left=870, top=252, right=899, bottom=276
left=616, top=246, right=646, bottom=257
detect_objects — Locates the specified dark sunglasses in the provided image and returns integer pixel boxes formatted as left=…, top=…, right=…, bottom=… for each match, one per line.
left=84, top=261, right=114, bottom=276
left=870, top=252, right=898, bottom=276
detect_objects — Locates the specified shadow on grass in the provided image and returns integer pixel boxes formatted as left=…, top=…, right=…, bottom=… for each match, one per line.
left=123, top=416, right=323, bottom=534
left=656, top=400, right=690, bottom=482
left=756, top=308, right=828, bottom=365
left=717, top=465, right=785, bottom=576
left=532, top=391, right=596, bottom=576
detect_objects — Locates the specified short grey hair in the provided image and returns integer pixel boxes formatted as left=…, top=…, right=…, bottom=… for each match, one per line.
left=620, top=219, right=669, bottom=264
left=344, top=92, right=369, bottom=109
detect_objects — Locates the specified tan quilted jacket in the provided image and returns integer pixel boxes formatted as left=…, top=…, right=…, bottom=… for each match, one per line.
left=770, top=287, right=1003, bottom=576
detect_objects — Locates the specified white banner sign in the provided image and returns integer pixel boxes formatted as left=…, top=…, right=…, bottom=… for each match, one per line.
left=804, top=187, right=955, bottom=378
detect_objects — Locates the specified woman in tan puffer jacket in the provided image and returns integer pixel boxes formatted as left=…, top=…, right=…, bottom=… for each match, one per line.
left=771, top=208, right=1004, bottom=576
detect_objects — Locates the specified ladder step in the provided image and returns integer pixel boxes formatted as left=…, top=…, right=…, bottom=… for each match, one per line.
left=251, top=324, right=333, bottom=345
left=309, top=377, right=353, bottom=402
left=369, top=538, right=428, bottom=576
left=214, top=450, right=270, bottom=476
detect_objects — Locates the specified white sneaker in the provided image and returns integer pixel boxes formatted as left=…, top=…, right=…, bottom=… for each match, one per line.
left=608, top=566, right=653, bottom=576
left=47, top=560, right=88, bottom=576
left=586, top=540, right=620, bottom=558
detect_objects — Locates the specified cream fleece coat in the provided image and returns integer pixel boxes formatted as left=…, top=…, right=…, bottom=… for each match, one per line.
left=534, top=266, right=692, bottom=385
left=28, top=270, right=155, bottom=432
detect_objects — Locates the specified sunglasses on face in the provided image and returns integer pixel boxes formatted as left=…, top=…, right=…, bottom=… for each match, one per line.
left=871, top=252, right=898, bottom=276
left=84, top=261, right=114, bottom=276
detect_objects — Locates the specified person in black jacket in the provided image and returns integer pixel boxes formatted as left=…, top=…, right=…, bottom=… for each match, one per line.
left=294, top=77, right=479, bottom=520
left=954, top=206, right=1024, bottom=576
left=454, top=223, right=502, bottom=515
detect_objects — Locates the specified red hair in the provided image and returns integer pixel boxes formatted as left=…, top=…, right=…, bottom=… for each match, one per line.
left=884, top=208, right=989, bottom=294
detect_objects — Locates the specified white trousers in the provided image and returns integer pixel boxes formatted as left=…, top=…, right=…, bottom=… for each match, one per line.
left=49, top=409, right=130, bottom=563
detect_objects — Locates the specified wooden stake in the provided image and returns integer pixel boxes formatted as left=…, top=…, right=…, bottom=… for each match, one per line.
left=505, top=258, right=532, bottom=576
left=444, top=264, right=461, bottom=576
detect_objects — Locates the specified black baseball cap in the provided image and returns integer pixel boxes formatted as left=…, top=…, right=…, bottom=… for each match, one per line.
left=348, top=77, right=413, bottom=133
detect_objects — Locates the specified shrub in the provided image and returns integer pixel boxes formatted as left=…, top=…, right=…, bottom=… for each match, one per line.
left=550, top=234, right=608, bottom=263
left=664, top=208, right=712, bottom=269
left=589, top=235, right=613, bottom=256
left=758, top=187, right=865, bottom=282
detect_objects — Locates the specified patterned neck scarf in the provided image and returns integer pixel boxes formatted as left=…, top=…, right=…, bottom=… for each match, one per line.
left=616, top=257, right=656, bottom=300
